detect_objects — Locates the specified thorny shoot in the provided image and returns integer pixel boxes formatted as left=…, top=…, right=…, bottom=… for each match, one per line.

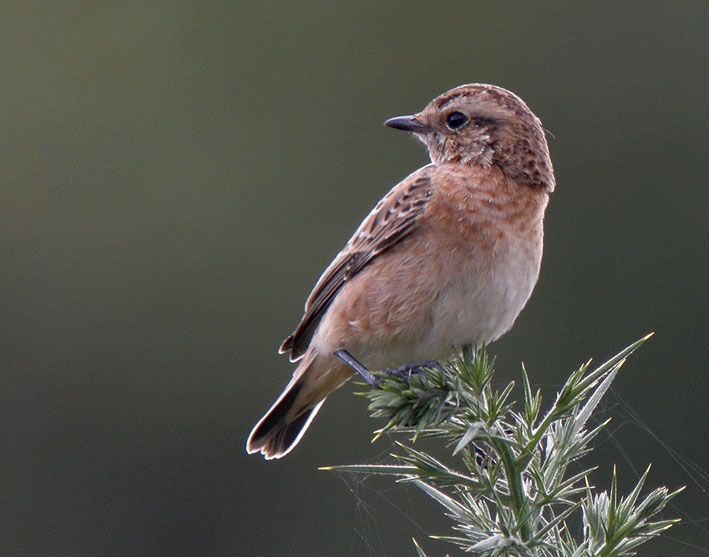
left=323, top=335, right=682, bottom=556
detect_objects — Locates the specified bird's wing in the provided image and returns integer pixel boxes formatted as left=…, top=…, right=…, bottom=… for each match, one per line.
left=280, top=171, right=434, bottom=360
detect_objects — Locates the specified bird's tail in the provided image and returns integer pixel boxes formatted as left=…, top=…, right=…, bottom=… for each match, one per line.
left=246, top=350, right=346, bottom=459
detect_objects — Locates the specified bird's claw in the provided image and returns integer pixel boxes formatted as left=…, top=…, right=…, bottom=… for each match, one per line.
left=384, top=360, right=441, bottom=381
left=335, top=349, right=442, bottom=387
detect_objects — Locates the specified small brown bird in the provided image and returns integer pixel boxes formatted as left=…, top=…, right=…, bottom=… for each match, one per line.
left=247, top=84, right=555, bottom=459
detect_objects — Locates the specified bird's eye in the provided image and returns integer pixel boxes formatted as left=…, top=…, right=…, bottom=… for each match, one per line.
left=445, top=111, right=468, bottom=130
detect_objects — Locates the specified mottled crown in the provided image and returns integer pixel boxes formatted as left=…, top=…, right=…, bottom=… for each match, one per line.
left=416, top=84, right=555, bottom=192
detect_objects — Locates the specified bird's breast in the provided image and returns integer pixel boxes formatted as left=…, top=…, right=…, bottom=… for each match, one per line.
left=419, top=167, right=547, bottom=350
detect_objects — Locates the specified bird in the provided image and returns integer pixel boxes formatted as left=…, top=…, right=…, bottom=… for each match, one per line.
left=247, top=83, right=555, bottom=459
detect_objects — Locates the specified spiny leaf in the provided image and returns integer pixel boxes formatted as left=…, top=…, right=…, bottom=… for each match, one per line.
left=326, top=335, right=678, bottom=555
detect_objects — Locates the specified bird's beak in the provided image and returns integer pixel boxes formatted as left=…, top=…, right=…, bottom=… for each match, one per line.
left=384, top=115, right=432, bottom=133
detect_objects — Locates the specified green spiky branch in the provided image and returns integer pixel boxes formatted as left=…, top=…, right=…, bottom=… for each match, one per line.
left=322, top=334, right=682, bottom=556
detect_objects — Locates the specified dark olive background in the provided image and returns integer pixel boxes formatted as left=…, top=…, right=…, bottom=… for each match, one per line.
left=2, top=3, right=707, bottom=556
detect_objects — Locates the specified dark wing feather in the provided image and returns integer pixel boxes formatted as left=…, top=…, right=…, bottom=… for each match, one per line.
left=280, top=172, right=434, bottom=360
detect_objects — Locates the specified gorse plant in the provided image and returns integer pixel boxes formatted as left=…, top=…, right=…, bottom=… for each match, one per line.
left=323, top=335, right=682, bottom=556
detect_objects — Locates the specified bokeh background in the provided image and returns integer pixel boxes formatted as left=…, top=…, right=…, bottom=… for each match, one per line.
left=2, top=3, right=707, bottom=556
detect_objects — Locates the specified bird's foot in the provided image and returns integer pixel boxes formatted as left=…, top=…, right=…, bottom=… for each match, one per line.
left=334, top=350, right=442, bottom=387
left=385, top=360, right=442, bottom=380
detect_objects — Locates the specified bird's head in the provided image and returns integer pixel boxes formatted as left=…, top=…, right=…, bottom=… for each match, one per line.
left=385, top=84, right=555, bottom=192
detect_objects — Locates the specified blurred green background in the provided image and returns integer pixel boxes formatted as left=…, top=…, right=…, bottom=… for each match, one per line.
left=2, top=2, right=707, bottom=556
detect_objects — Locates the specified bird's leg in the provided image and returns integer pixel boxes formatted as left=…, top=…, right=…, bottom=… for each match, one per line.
left=335, top=350, right=443, bottom=386
left=385, top=360, right=443, bottom=380
left=334, top=349, right=381, bottom=387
